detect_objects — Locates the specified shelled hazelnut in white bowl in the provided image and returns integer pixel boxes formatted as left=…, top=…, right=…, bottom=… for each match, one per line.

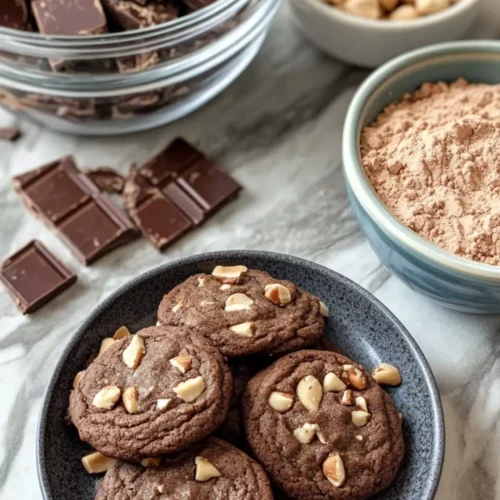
left=287, top=0, right=479, bottom=67
left=336, top=0, right=462, bottom=21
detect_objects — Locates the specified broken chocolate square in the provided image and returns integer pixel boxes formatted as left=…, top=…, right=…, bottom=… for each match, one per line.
left=12, top=156, right=99, bottom=225
left=138, top=137, right=205, bottom=187
left=0, top=240, right=77, bottom=314
left=123, top=168, right=192, bottom=251
left=177, top=159, right=241, bottom=213
left=32, top=0, right=108, bottom=35
left=58, top=196, right=138, bottom=264
left=82, top=167, right=125, bottom=194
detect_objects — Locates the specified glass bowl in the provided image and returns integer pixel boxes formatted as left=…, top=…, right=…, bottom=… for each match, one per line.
left=0, top=0, right=280, bottom=135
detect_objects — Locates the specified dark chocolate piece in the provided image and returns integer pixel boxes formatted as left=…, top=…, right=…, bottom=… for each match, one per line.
left=0, top=127, right=21, bottom=141
left=123, top=168, right=192, bottom=251
left=13, top=156, right=99, bottom=225
left=82, top=167, right=125, bottom=194
left=57, top=196, right=138, bottom=264
left=0, top=0, right=29, bottom=30
left=162, top=181, right=205, bottom=225
left=13, top=157, right=139, bottom=264
left=178, top=159, right=241, bottom=212
left=0, top=240, right=76, bottom=314
left=102, top=0, right=178, bottom=30
left=138, top=137, right=205, bottom=186
left=32, top=0, right=108, bottom=36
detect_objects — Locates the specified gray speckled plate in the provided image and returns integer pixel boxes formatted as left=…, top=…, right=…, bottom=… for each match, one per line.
left=37, top=250, right=444, bottom=500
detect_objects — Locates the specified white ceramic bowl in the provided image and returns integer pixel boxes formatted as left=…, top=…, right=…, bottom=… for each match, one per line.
left=287, top=0, right=480, bottom=68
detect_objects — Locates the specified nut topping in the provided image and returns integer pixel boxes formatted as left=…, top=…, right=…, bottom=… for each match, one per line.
left=73, top=370, right=85, bottom=388
left=341, top=389, right=354, bottom=406
left=212, top=265, right=248, bottom=284
left=195, top=456, right=222, bottom=482
left=355, top=434, right=363, bottom=441
left=220, top=284, right=231, bottom=291
left=173, top=376, right=205, bottom=402
left=322, top=454, right=346, bottom=487
left=293, top=423, right=320, bottom=444
left=122, top=387, right=139, bottom=414
left=319, top=301, right=329, bottom=317
left=172, top=301, right=183, bottom=312
left=122, top=334, right=146, bottom=369
left=352, top=410, right=371, bottom=427
left=297, top=375, right=323, bottom=413
left=141, top=457, right=161, bottom=467
left=81, top=452, right=116, bottom=474
left=372, top=363, right=402, bottom=386
left=264, top=283, right=292, bottom=305
left=113, top=326, right=131, bottom=340
left=323, top=372, right=346, bottom=392
left=225, top=293, right=254, bottom=312
left=342, top=366, right=367, bottom=390
left=92, top=386, right=121, bottom=410
left=355, top=396, right=368, bottom=412
left=268, top=391, right=294, bottom=412
left=98, top=338, right=115, bottom=356
left=157, top=398, right=171, bottom=410
left=170, top=356, right=192, bottom=374
left=230, top=322, right=255, bottom=337
left=197, top=277, right=205, bottom=288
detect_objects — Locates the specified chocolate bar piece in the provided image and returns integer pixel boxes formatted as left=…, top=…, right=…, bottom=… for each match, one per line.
left=32, top=0, right=108, bottom=35
left=13, top=157, right=139, bottom=264
left=178, top=159, right=241, bottom=213
left=58, top=196, right=138, bottom=264
left=0, top=0, right=29, bottom=30
left=13, top=156, right=100, bottom=224
left=103, top=0, right=178, bottom=30
left=0, top=127, right=21, bottom=141
left=123, top=168, right=192, bottom=251
left=82, top=167, right=125, bottom=194
left=122, top=138, right=241, bottom=251
left=138, top=138, right=205, bottom=186
left=0, top=240, right=76, bottom=314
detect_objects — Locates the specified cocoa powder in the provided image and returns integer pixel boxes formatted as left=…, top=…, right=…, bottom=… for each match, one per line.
left=361, top=78, right=500, bottom=266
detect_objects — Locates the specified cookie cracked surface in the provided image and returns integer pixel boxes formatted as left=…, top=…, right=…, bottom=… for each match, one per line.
left=69, top=326, right=232, bottom=461
left=242, top=350, right=404, bottom=500
left=95, top=437, right=274, bottom=500
left=157, top=268, right=325, bottom=357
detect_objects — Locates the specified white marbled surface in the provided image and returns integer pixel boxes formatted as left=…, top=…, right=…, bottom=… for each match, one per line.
left=1, top=2, right=500, bottom=499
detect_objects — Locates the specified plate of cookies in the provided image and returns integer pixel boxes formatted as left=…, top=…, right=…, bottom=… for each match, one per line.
left=37, top=250, right=444, bottom=499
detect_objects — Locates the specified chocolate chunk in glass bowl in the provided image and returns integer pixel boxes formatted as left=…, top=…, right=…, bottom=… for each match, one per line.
left=102, top=0, right=179, bottom=30
left=32, top=0, right=108, bottom=35
left=0, top=0, right=30, bottom=30
left=0, top=240, right=77, bottom=314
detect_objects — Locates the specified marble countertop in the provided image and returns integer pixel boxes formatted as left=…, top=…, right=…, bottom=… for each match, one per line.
left=2, top=2, right=500, bottom=499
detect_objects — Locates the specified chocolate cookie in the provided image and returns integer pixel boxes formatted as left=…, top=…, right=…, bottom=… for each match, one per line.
left=69, top=326, right=232, bottom=461
left=242, top=350, right=404, bottom=500
left=95, top=437, right=274, bottom=500
left=157, top=266, right=326, bottom=357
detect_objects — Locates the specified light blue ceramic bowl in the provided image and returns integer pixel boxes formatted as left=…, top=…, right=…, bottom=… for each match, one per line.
left=343, top=41, right=500, bottom=314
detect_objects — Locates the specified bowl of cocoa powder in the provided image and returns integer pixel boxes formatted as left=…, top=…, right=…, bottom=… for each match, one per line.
left=343, top=41, right=500, bottom=313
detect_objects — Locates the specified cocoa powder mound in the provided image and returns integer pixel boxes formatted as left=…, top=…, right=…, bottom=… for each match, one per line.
left=361, top=78, right=500, bottom=266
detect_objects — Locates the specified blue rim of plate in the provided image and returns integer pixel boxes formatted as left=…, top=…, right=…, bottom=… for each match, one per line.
left=37, top=250, right=445, bottom=499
